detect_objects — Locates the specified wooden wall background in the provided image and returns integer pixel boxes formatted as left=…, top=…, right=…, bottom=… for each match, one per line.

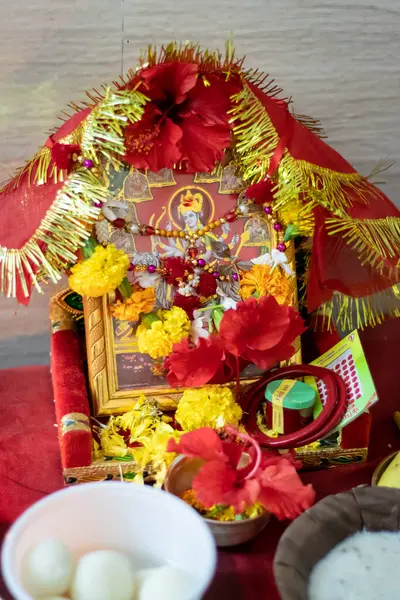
left=0, top=0, right=399, bottom=366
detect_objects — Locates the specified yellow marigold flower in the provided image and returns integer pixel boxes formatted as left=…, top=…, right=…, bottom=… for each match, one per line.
left=240, top=264, right=292, bottom=306
left=161, top=306, right=191, bottom=343
left=99, top=418, right=128, bottom=457
left=69, top=244, right=129, bottom=297
left=131, top=421, right=182, bottom=488
left=110, top=287, right=155, bottom=322
left=136, top=306, right=190, bottom=359
left=137, top=321, right=172, bottom=359
left=176, top=385, right=242, bottom=431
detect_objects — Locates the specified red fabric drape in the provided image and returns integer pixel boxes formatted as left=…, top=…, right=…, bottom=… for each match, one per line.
left=250, top=83, right=400, bottom=311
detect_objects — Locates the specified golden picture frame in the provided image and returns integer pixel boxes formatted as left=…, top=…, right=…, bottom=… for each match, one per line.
left=84, top=246, right=301, bottom=416
left=83, top=165, right=302, bottom=416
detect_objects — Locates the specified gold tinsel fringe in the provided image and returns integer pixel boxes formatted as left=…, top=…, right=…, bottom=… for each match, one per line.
left=1, top=86, right=146, bottom=194
left=139, top=39, right=244, bottom=75
left=0, top=170, right=104, bottom=298
left=0, top=89, right=147, bottom=299
left=230, top=83, right=280, bottom=182
left=291, top=111, right=326, bottom=139
left=231, top=83, right=374, bottom=218
left=326, top=215, right=400, bottom=276
left=0, top=147, right=67, bottom=193
left=313, top=286, right=400, bottom=331
left=80, top=88, right=147, bottom=164
left=277, top=199, right=314, bottom=237
left=274, top=154, right=379, bottom=215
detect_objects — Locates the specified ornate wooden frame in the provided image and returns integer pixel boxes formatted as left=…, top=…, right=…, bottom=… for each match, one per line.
left=84, top=237, right=301, bottom=416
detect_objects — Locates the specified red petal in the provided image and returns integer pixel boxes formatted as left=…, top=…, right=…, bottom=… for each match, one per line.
left=182, top=74, right=240, bottom=126
left=244, top=346, right=292, bottom=370
left=164, top=337, right=224, bottom=388
left=125, top=112, right=182, bottom=171
left=219, top=298, right=258, bottom=355
left=219, top=296, right=305, bottom=369
left=144, top=118, right=182, bottom=172
left=197, top=272, right=218, bottom=297
left=221, top=441, right=244, bottom=470
left=193, top=460, right=236, bottom=508
left=223, top=478, right=261, bottom=514
left=172, top=294, right=201, bottom=319
left=246, top=179, right=274, bottom=205
left=257, top=459, right=315, bottom=520
left=178, top=115, right=230, bottom=173
left=51, top=143, right=80, bottom=170
left=209, top=351, right=241, bottom=385
left=141, top=62, right=198, bottom=105
left=167, top=428, right=225, bottom=462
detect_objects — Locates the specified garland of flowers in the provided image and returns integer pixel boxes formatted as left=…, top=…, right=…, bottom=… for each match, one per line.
left=95, top=394, right=316, bottom=522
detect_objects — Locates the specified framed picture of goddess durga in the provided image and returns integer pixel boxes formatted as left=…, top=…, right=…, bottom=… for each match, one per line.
left=84, top=163, right=301, bottom=416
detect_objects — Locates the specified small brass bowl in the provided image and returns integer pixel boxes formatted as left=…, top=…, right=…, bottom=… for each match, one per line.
left=164, top=455, right=270, bottom=547
left=371, top=452, right=398, bottom=486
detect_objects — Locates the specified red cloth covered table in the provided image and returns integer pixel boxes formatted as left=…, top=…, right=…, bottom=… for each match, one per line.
left=1, top=319, right=400, bottom=599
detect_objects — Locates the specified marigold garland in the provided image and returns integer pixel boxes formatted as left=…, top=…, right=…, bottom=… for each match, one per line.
left=69, top=244, right=129, bottom=297
left=175, top=385, right=243, bottom=431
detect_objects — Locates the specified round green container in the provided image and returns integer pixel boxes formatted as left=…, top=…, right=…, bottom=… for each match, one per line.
left=265, top=379, right=316, bottom=434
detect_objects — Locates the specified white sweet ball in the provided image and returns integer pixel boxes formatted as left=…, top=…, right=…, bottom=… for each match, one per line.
left=71, top=550, right=136, bottom=600
left=138, top=565, right=194, bottom=600
left=23, top=538, right=75, bottom=597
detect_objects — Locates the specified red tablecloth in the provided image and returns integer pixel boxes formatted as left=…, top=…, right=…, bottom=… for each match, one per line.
left=1, top=319, right=400, bottom=599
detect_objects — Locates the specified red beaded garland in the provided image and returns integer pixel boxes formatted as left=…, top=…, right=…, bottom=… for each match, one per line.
left=143, top=225, right=155, bottom=236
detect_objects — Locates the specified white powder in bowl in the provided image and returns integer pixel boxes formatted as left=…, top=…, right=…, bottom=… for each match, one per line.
left=308, top=530, right=400, bottom=600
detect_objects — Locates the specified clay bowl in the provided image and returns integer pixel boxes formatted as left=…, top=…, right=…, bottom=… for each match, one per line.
left=274, top=486, right=400, bottom=600
left=164, top=455, right=270, bottom=548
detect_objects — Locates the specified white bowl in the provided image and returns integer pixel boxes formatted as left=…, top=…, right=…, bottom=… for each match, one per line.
left=1, top=482, right=216, bottom=600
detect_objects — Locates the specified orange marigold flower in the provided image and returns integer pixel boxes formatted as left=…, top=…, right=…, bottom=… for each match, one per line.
left=240, top=264, right=292, bottom=306
left=110, top=286, right=156, bottom=322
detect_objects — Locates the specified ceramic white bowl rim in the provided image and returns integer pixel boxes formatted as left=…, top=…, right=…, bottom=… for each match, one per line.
left=1, top=481, right=217, bottom=600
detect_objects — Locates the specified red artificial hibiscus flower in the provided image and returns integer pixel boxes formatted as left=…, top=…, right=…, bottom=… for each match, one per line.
left=197, top=272, right=218, bottom=297
left=164, top=337, right=224, bottom=387
left=167, top=427, right=228, bottom=462
left=167, top=427, right=260, bottom=513
left=219, top=296, right=306, bottom=370
left=164, top=257, right=193, bottom=285
left=256, top=458, right=316, bottom=520
left=124, top=62, right=239, bottom=172
left=172, top=293, right=201, bottom=319
left=246, top=178, right=275, bottom=205
left=194, top=459, right=260, bottom=513
left=164, top=336, right=241, bottom=387
left=168, top=427, right=315, bottom=517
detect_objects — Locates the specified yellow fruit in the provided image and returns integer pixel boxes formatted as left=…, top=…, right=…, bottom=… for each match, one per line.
left=378, top=452, right=400, bottom=488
